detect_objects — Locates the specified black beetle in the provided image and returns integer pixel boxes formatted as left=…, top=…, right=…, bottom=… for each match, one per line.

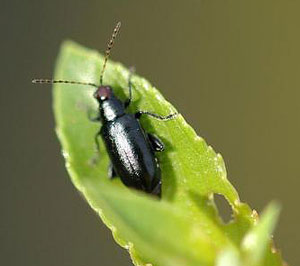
left=33, top=22, right=177, bottom=196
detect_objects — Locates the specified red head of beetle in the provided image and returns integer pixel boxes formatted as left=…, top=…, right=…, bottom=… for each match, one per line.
left=94, top=86, right=113, bottom=101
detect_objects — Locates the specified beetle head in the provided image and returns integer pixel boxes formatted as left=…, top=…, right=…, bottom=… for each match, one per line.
left=94, top=86, right=113, bottom=102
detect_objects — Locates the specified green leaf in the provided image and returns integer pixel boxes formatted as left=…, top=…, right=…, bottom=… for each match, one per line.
left=53, top=40, right=285, bottom=266
left=241, top=203, right=281, bottom=266
left=216, top=248, right=241, bottom=266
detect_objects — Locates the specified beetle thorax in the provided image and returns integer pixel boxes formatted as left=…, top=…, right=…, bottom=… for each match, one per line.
left=93, top=86, right=125, bottom=121
left=99, top=94, right=125, bottom=122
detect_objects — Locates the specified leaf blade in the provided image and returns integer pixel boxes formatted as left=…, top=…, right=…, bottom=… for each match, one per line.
left=53, top=40, right=285, bottom=266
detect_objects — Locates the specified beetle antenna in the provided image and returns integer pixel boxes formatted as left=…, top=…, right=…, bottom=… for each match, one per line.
left=32, top=78, right=98, bottom=88
left=100, top=21, right=121, bottom=86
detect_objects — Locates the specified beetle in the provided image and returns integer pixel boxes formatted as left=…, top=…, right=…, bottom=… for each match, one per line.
left=33, top=22, right=177, bottom=196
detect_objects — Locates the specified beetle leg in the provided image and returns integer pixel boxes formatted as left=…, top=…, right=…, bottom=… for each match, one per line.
left=124, top=66, right=135, bottom=109
left=147, top=133, right=164, bottom=152
left=151, top=180, right=161, bottom=197
left=94, top=131, right=101, bottom=153
left=108, top=163, right=118, bottom=179
left=89, top=131, right=101, bottom=165
left=88, top=109, right=100, bottom=122
left=135, top=111, right=178, bottom=121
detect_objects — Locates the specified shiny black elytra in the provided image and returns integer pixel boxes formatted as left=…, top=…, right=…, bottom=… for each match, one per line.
left=33, top=22, right=177, bottom=196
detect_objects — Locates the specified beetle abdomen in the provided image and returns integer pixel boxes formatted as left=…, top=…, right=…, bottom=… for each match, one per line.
left=101, top=114, right=161, bottom=192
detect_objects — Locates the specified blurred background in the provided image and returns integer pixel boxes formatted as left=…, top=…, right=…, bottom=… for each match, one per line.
left=1, top=0, right=299, bottom=265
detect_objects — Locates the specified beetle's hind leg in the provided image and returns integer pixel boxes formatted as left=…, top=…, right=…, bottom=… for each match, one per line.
left=108, top=163, right=118, bottom=179
left=147, top=133, right=164, bottom=152
left=151, top=180, right=161, bottom=197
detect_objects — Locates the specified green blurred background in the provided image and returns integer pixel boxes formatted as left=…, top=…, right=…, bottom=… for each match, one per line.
left=1, top=0, right=299, bottom=265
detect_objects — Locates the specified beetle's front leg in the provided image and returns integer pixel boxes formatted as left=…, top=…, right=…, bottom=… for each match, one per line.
left=88, top=109, right=100, bottom=122
left=89, top=130, right=102, bottom=165
left=124, top=66, right=136, bottom=109
left=94, top=130, right=101, bottom=153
